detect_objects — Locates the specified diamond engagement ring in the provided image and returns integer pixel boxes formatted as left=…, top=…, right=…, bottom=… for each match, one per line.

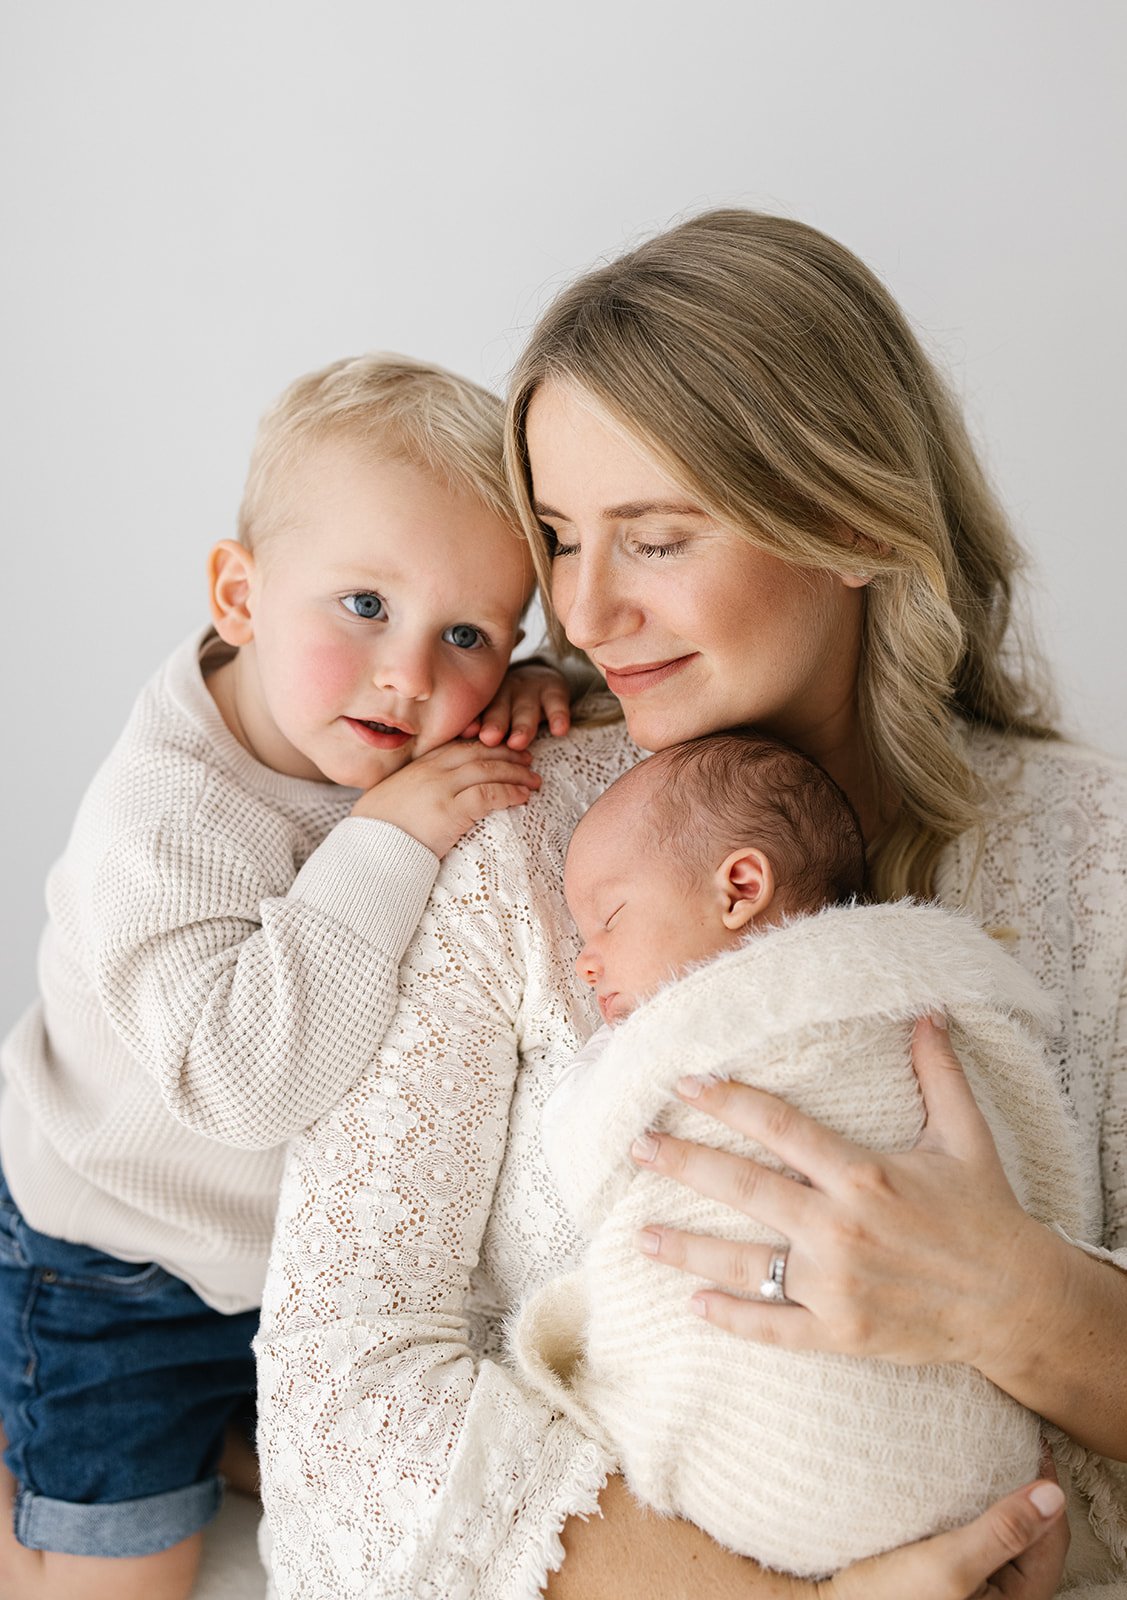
left=759, top=1248, right=791, bottom=1303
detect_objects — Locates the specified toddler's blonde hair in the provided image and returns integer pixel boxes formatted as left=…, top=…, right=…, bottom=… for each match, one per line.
left=239, top=353, right=516, bottom=546
left=505, top=210, right=1057, bottom=900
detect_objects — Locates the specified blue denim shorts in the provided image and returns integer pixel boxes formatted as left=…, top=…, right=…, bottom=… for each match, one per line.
left=0, top=1165, right=258, bottom=1557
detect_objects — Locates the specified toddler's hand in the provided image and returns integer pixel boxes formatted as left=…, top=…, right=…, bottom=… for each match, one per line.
left=462, top=661, right=571, bottom=750
left=351, top=741, right=541, bottom=857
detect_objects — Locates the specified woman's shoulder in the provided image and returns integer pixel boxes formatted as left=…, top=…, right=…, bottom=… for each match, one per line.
left=961, top=725, right=1127, bottom=843
left=437, top=719, right=641, bottom=895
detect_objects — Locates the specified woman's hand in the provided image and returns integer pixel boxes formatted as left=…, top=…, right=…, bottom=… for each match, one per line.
left=823, top=1475, right=1069, bottom=1600
left=631, top=1016, right=1044, bottom=1370
left=546, top=1471, right=1069, bottom=1599
left=632, top=1015, right=1127, bottom=1456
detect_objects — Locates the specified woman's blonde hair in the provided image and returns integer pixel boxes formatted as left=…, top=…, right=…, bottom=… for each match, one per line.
left=239, top=353, right=516, bottom=546
left=505, top=210, right=1057, bottom=899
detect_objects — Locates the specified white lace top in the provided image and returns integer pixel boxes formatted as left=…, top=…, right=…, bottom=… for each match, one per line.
left=256, top=721, right=1127, bottom=1599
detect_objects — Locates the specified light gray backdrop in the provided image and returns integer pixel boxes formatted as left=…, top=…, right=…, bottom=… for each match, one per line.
left=2, top=1, right=1124, bottom=1028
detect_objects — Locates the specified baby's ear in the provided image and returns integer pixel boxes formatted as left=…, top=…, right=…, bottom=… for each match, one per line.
left=208, top=540, right=257, bottom=647
left=716, top=847, right=775, bottom=931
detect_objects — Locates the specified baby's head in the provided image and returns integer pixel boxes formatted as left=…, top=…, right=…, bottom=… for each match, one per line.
left=565, top=730, right=865, bottom=1024
left=208, top=354, right=534, bottom=787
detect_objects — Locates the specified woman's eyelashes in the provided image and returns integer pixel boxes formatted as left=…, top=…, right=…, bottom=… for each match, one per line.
left=632, top=539, right=687, bottom=559
left=341, top=591, right=386, bottom=620
left=541, top=524, right=689, bottom=561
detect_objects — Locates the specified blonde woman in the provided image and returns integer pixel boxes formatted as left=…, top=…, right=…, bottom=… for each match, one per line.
left=256, top=212, right=1127, bottom=1599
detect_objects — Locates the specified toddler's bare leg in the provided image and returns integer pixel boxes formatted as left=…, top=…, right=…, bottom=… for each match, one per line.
left=219, top=1424, right=260, bottom=1498
left=0, top=1425, right=204, bottom=1600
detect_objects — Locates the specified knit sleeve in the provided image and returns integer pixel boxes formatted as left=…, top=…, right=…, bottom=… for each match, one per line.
left=87, top=816, right=439, bottom=1147
left=255, top=809, right=611, bottom=1600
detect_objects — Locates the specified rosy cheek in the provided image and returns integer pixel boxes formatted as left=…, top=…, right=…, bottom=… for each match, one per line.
left=278, top=629, right=362, bottom=716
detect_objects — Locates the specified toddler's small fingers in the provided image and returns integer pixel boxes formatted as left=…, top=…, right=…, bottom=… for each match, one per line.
left=468, top=781, right=537, bottom=819
left=540, top=688, right=572, bottom=736
left=505, top=719, right=539, bottom=749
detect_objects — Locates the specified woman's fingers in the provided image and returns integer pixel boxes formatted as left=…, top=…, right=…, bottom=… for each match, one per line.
left=631, top=1128, right=816, bottom=1234
left=673, top=1073, right=861, bottom=1186
left=911, top=1016, right=1000, bottom=1160
left=828, top=1480, right=1067, bottom=1600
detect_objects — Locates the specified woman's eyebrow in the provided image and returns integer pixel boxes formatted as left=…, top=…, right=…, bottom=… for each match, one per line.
left=533, top=499, right=706, bottom=521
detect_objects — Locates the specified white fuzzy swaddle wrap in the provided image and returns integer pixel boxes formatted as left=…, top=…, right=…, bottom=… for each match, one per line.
left=511, top=901, right=1096, bottom=1578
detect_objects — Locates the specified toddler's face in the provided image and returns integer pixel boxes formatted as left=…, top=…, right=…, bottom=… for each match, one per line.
left=231, top=438, right=532, bottom=788
left=564, top=785, right=739, bottom=1025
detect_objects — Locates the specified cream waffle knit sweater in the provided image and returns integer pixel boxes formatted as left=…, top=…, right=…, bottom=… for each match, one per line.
left=0, top=629, right=440, bottom=1311
left=512, top=901, right=1091, bottom=1577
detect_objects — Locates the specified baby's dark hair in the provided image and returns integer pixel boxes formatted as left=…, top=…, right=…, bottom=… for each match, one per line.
left=641, top=729, right=866, bottom=912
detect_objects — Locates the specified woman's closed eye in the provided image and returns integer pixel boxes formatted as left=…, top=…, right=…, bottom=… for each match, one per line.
left=631, top=539, right=687, bottom=559
left=540, top=523, right=577, bottom=559
left=341, top=591, right=386, bottom=620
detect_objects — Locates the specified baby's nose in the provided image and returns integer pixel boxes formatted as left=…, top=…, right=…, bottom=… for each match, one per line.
left=575, top=947, right=599, bottom=986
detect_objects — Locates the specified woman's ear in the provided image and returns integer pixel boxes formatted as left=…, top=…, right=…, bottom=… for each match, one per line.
left=208, top=540, right=257, bottom=647
left=716, top=847, right=775, bottom=930
left=835, top=525, right=889, bottom=588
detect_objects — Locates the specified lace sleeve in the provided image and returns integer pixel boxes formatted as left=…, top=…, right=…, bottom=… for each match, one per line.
left=255, top=809, right=611, bottom=1600
left=1101, top=955, right=1127, bottom=1261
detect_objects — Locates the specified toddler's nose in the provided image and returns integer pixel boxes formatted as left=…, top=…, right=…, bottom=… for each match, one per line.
left=375, top=645, right=433, bottom=701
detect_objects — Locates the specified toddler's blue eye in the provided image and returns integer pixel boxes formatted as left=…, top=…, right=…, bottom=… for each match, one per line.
left=342, top=592, right=385, bottom=620
left=444, top=623, right=485, bottom=650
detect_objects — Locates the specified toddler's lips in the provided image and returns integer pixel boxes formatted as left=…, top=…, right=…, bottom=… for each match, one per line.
left=343, top=716, right=412, bottom=750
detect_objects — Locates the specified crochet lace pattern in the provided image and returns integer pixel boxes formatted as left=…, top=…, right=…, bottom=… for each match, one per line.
left=257, top=722, right=1127, bottom=1599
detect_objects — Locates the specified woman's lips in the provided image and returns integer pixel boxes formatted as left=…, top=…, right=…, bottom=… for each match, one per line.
left=600, top=654, right=697, bottom=697
left=343, top=716, right=412, bottom=750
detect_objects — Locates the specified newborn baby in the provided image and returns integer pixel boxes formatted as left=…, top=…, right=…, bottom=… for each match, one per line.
left=512, top=730, right=1091, bottom=1578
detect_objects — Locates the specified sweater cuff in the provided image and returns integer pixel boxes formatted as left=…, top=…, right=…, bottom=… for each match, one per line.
left=290, top=817, right=439, bottom=957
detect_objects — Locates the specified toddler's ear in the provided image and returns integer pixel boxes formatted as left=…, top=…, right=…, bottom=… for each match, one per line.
left=208, top=540, right=257, bottom=647
left=717, top=847, right=775, bottom=930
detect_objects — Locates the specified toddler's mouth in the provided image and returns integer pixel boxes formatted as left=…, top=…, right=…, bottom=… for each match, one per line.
left=343, top=716, right=413, bottom=748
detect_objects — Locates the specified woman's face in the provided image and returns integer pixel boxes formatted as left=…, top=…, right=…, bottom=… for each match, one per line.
left=525, top=381, right=868, bottom=757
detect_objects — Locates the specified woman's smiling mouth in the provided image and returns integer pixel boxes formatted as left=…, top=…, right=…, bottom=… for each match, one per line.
left=599, top=655, right=698, bottom=697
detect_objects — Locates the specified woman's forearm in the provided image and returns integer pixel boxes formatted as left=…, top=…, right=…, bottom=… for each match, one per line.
left=973, top=1223, right=1127, bottom=1459
left=543, top=1473, right=1070, bottom=1600
left=544, top=1475, right=802, bottom=1600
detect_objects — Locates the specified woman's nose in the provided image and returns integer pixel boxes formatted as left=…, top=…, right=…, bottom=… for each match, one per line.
left=373, top=639, right=433, bottom=701
left=553, top=547, right=640, bottom=656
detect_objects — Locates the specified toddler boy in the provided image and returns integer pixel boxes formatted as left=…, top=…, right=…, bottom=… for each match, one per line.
left=0, top=353, right=567, bottom=1594
left=515, top=729, right=1087, bottom=1577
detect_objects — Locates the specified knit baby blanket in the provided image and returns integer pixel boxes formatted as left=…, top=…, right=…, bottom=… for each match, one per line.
left=511, top=901, right=1101, bottom=1578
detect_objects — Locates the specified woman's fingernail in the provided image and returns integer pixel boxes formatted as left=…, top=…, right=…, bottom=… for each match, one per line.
left=690, top=1295, right=709, bottom=1318
left=631, top=1133, right=659, bottom=1163
left=676, top=1075, right=705, bottom=1099
left=635, top=1229, right=661, bottom=1256
left=929, top=1011, right=948, bottom=1031
left=1029, top=1482, right=1065, bottom=1517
